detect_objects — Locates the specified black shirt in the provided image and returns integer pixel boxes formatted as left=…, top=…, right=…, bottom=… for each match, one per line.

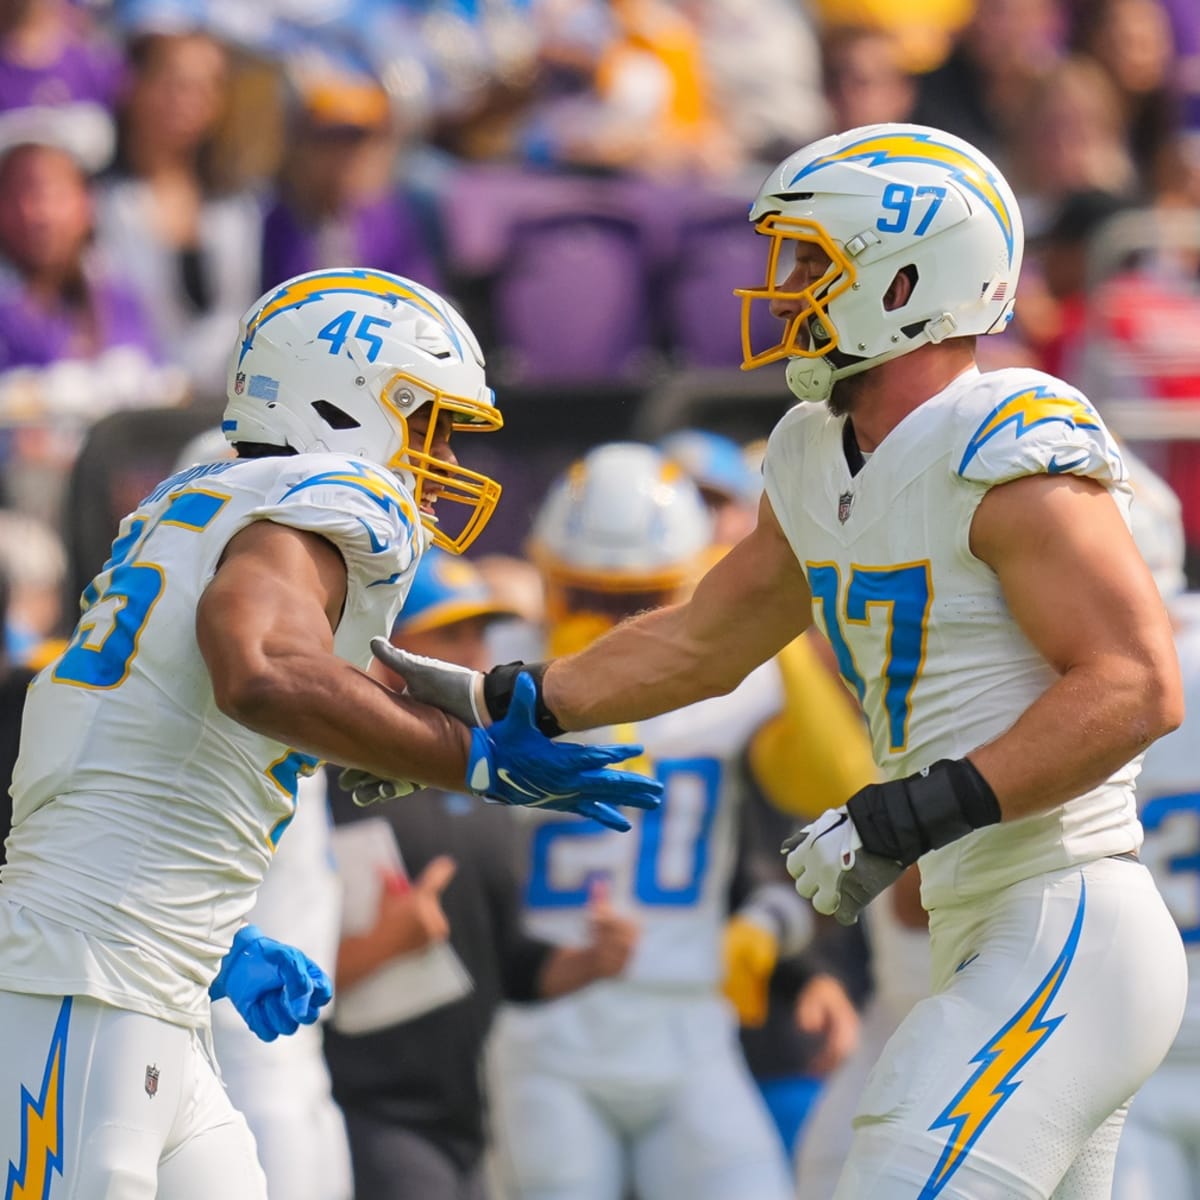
left=323, top=775, right=554, bottom=1169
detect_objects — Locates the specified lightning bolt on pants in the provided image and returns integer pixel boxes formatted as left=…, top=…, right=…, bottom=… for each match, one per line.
left=829, top=858, right=1186, bottom=1200
left=0, top=992, right=267, bottom=1200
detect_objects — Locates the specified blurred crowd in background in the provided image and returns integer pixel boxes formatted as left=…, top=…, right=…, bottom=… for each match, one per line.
left=1, top=0, right=1200, bottom=1197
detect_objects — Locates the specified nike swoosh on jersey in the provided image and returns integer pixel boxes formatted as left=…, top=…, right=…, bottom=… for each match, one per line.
left=1048, top=453, right=1090, bottom=474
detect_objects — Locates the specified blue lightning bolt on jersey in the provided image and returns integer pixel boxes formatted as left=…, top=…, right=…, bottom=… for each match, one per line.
left=763, top=365, right=1139, bottom=911
left=0, top=453, right=421, bottom=1028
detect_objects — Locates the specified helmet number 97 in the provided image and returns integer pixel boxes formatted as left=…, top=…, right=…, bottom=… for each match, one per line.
left=317, top=309, right=393, bottom=363
left=876, top=184, right=947, bottom=237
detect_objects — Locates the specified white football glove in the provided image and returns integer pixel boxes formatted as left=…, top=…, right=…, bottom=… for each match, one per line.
left=782, top=806, right=904, bottom=926
left=337, top=768, right=419, bottom=807
left=371, top=638, right=488, bottom=726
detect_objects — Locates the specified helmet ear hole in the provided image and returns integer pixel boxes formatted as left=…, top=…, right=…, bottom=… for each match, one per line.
left=311, top=400, right=361, bottom=431
left=883, top=265, right=919, bottom=312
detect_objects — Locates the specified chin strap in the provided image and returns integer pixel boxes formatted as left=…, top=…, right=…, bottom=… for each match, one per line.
left=784, top=312, right=958, bottom=403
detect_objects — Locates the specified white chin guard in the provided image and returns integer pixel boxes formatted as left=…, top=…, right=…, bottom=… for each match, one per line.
left=786, top=357, right=835, bottom=403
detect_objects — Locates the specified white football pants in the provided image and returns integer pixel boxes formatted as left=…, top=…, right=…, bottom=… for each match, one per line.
left=484, top=990, right=792, bottom=1200
left=0, top=991, right=266, bottom=1200
left=834, top=858, right=1186, bottom=1200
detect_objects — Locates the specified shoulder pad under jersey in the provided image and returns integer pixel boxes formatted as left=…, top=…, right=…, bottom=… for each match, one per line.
left=951, top=369, right=1126, bottom=489
left=251, top=454, right=421, bottom=595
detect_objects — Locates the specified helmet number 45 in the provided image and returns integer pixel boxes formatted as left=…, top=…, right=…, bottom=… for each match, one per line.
left=317, top=309, right=393, bottom=363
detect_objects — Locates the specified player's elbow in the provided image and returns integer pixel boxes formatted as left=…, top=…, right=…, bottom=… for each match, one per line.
left=1145, top=664, right=1184, bottom=741
left=1132, top=656, right=1184, bottom=747
left=211, top=662, right=289, bottom=727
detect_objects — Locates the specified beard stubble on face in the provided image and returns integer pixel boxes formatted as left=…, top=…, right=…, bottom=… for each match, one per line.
left=826, top=367, right=871, bottom=418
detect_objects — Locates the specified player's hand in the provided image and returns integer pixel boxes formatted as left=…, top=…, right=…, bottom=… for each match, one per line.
left=209, top=925, right=333, bottom=1043
left=782, top=806, right=903, bottom=925
left=465, top=673, right=662, bottom=832
left=721, top=915, right=778, bottom=1028
left=338, top=767, right=418, bottom=807
left=795, top=973, right=860, bottom=1075
left=581, top=879, right=638, bottom=978
left=372, top=857, right=456, bottom=958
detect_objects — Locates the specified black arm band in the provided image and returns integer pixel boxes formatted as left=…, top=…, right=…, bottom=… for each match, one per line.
left=846, top=758, right=1001, bottom=868
left=482, top=661, right=565, bottom=738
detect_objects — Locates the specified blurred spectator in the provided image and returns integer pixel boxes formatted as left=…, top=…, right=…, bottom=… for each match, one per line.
left=685, top=0, right=828, bottom=165
left=0, top=0, right=123, bottom=112
left=913, top=0, right=1063, bottom=169
left=261, top=55, right=440, bottom=292
left=1072, top=0, right=1179, bottom=183
left=0, top=507, right=66, bottom=664
left=520, top=0, right=738, bottom=180
left=0, top=104, right=184, bottom=519
left=1154, top=128, right=1200, bottom=210
left=1011, top=56, right=1139, bottom=225
left=1018, top=188, right=1134, bottom=380
left=0, top=106, right=156, bottom=374
left=808, top=0, right=972, bottom=75
left=325, top=547, right=637, bottom=1200
left=95, top=29, right=262, bottom=399
left=822, top=25, right=916, bottom=133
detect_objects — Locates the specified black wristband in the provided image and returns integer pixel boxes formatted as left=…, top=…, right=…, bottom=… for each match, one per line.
left=482, top=661, right=565, bottom=738
left=846, top=758, right=1001, bottom=867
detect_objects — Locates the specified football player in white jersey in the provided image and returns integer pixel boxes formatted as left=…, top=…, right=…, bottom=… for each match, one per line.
left=385, top=125, right=1188, bottom=1199
left=481, top=443, right=795, bottom=1200
left=0, top=268, right=660, bottom=1199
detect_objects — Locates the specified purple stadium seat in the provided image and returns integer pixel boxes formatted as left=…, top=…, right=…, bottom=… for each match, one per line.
left=491, top=211, right=651, bottom=384
left=667, top=211, right=777, bottom=369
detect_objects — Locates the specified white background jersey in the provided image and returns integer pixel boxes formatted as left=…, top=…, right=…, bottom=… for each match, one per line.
left=1, top=452, right=419, bottom=1026
left=764, top=365, right=1141, bottom=910
left=520, top=662, right=782, bottom=989
left=1134, top=616, right=1200, bottom=1060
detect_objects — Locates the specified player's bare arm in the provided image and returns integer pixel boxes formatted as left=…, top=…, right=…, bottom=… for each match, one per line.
left=198, top=519, right=472, bottom=791
left=541, top=493, right=813, bottom=730
left=966, top=472, right=1183, bottom=818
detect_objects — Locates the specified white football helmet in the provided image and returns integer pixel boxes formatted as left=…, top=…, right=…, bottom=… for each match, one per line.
left=529, top=443, right=713, bottom=656
left=224, top=268, right=502, bottom=553
left=736, top=123, right=1024, bottom=403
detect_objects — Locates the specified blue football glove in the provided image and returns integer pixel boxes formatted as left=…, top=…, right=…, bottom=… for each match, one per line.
left=465, top=673, right=662, bottom=832
left=209, top=925, right=333, bottom=1043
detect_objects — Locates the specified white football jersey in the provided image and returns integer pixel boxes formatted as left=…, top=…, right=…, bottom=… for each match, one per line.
left=0, top=453, right=420, bottom=1027
left=1135, top=617, right=1200, bottom=1060
left=764, top=365, right=1141, bottom=910
left=520, top=662, right=782, bottom=988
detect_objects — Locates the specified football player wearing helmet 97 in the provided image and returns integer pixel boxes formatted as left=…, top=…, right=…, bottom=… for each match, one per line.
left=384, top=127, right=1187, bottom=1199
left=0, top=269, right=660, bottom=1198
